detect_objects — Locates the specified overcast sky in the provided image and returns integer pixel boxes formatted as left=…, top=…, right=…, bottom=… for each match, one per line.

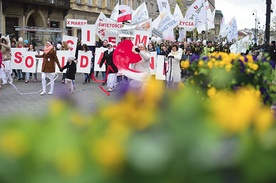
left=215, top=0, right=275, bottom=30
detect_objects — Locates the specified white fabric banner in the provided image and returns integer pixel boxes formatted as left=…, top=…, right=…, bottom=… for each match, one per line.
left=11, top=48, right=25, bottom=70
left=185, top=0, right=207, bottom=28
left=94, top=47, right=107, bottom=72
left=62, top=35, right=78, bottom=56
left=36, top=51, right=43, bottom=73
left=132, top=2, right=149, bottom=24
left=173, top=3, right=184, bottom=21
left=230, top=36, right=251, bottom=54
left=77, top=50, right=92, bottom=73
left=66, top=19, right=87, bottom=28
left=56, top=51, right=71, bottom=73
left=227, top=17, right=238, bottom=42
left=110, top=3, right=119, bottom=21
left=22, top=52, right=37, bottom=73
left=157, top=10, right=179, bottom=33
left=150, top=51, right=157, bottom=75
left=155, top=55, right=167, bottom=80
left=157, top=0, right=171, bottom=15
left=206, top=1, right=215, bottom=30
left=95, top=12, right=109, bottom=41
left=178, top=18, right=195, bottom=31
left=81, top=24, right=96, bottom=46
left=133, top=30, right=151, bottom=47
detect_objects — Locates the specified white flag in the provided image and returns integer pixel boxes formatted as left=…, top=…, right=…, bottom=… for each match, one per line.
left=132, top=2, right=149, bottom=24
left=157, top=0, right=171, bottom=14
left=226, top=17, right=238, bottom=42
left=185, top=0, right=207, bottom=28
left=206, top=1, right=215, bottom=29
left=173, top=4, right=184, bottom=21
left=95, top=12, right=109, bottom=41
left=110, top=3, right=119, bottom=21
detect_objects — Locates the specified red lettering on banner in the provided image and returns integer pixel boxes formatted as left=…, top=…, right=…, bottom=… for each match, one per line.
left=80, top=56, right=89, bottom=68
left=25, top=56, right=34, bottom=68
left=108, top=37, right=116, bottom=46
left=179, top=21, right=195, bottom=26
left=135, top=35, right=148, bottom=46
left=98, top=52, right=104, bottom=64
left=61, top=56, right=66, bottom=67
left=150, top=56, right=155, bottom=69
left=87, top=30, right=91, bottom=42
left=66, top=40, right=74, bottom=51
left=14, top=52, right=23, bottom=64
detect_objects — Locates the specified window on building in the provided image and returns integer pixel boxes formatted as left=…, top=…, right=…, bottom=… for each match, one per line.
left=98, top=0, right=102, bottom=7
left=88, top=0, right=92, bottom=6
left=76, top=0, right=81, bottom=4
left=107, top=0, right=111, bottom=9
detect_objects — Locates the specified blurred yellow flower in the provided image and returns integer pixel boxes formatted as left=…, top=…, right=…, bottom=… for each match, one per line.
left=181, top=60, right=190, bottom=69
left=252, top=63, right=259, bottom=71
left=198, top=60, right=204, bottom=67
left=93, top=137, right=124, bottom=169
left=207, top=87, right=217, bottom=99
left=55, top=149, right=83, bottom=177
left=0, top=130, right=29, bottom=158
left=225, top=64, right=232, bottom=72
left=49, top=99, right=66, bottom=116
left=253, top=107, right=274, bottom=134
left=246, top=54, right=254, bottom=62
left=210, top=88, right=261, bottom=133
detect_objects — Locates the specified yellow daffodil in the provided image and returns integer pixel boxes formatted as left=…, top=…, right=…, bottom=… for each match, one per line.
left=198, top=60, right=204, bottom=67
left=181, top=60, right=190, bottom=69
left=207, top=87, right=217, bottom=99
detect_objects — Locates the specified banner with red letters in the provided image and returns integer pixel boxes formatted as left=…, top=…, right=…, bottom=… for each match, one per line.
left=155, top=55, right=167, bottom=80
left=94, top=47, right=107, bottom=72
left=56, top=51, right=71, bottom=73
left=149, top=52, right=157, bottom=75
left=77, top=50, right=92, bottom=73
left=62, top=35, right=78, bottom=56
left=11, top=48, right=25, bottom=70
left=22, top=52, right=37, bottom=73
left=133, top=30, right=150, bottom=47
left=81, top=25, right=96, bottom=46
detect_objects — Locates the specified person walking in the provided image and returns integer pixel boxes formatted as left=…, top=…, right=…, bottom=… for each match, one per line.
left=99, top=42, right=118, bottom=92
left=60, top=56, right=77, bottom=94
left=35, top=41, right=61, bottom=95
left=167, top=44, right=182, bottom=89
left=0, top=36, right=13, bottom=84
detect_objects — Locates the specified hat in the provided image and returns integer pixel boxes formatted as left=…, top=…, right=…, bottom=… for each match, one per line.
left=107, top=42, right=113, bottom=46
left=56, top=43, right=62, bottom=50
left=24, top=40, right=28, bottom=44
left=68, top=56, right=75, bottom=61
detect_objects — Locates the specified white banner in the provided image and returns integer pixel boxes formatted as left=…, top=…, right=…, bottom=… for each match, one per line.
left=150, top=52, right=157, bottom=75
left=36, top=51, right=43, bottom=73
left=11, top=48, right=25, bottom=70
left=230, top=36, right=251, bottom=54
left=185, top=0, right=207, bottom=27
left=132, top=2, right=149, bottom=24
left=227, top=17, right=238, bottom=42
left=62, top=35, right=78, bottom=56
left=95, top=12, right=109, bottom=41
left=155, top=55, right=167, bottom=80
left=97, top=21, right=123, bottom=30
left=157, top=0, right=171, bottom=14
left=56, top=51, right=71, bottom=73
left=77, top=50, right=92, bottom=73
left=104, top=32, right=119, bottom=47
left=81, top=24, right=96, bottom=46
left=133, top=30, right=151, bottom=47
left=179, top=18, right=195, bottom=31
left=94, top=47, right=107, bottom=72
left=157, top=10, right=179, bottom=33
left=66, top=19, right=87, bottom=28
left=22, top=52, right=37, bottom=73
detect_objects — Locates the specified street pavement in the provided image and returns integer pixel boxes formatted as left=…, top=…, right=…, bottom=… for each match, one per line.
left=0, top=73, right=120, bottom=121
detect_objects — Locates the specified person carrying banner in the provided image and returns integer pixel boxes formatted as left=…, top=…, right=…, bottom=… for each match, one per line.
left=0, top=36, right=13, bottom=84
left=167, top=44, right=182, bottom=89
left=60, top=56, right=76, bottom=94
left=129, top=43, right=151, bottom=89
left=35, top=41, right=61, bottom=95
left=99, top=42, right=118, bottom=92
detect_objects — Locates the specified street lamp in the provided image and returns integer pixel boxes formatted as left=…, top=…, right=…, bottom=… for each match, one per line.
left=252, top=9, right=259, bottom=46
left=264, top=0, right=272, bottom=51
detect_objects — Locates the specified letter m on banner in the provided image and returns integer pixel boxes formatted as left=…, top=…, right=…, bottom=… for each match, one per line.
left=133, top=30, right=150, bottom=47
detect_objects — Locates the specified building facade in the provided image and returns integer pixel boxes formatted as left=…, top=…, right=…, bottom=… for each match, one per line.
left=0, top=0, right=221, bottom=45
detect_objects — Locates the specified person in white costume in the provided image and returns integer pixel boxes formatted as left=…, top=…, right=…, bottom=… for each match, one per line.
left=167, top=44, right=182, bottom=89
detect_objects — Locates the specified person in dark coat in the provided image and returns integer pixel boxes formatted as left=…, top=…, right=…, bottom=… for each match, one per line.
left=35, top=41, right=61, bottom=95
left=60, top=56, right=77, bottom=94
left=270, top=41, right=276, bottom=69
left=99, top=42, right=118, bottom=92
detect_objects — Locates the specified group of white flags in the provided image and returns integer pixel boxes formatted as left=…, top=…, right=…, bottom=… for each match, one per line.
left=97, top=0, right=238, bottom=43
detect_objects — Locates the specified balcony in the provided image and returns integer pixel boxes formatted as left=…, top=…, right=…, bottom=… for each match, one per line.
left=3, top=0, right=70, bottom=9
